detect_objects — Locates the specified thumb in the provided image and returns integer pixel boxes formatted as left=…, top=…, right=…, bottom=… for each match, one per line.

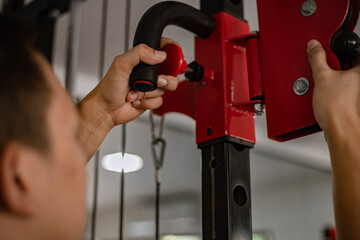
left=307, top=40, right=330, bottom=78
left=124, top=44, right=167, bottom=69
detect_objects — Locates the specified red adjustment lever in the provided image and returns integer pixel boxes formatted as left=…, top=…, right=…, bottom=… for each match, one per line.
left=158, top=44, right=187, bottom=76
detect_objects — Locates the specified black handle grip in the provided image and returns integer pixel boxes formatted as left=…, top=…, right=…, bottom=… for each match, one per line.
left=331, top=30, right=360, bottom=69
left=129, top=1, right=215, bottom=92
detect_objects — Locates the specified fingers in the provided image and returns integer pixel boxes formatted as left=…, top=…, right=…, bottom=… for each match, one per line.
left=307, top=40, right=331, bottom=79
left=126, top=88, right=165, bottom=102
left=160, top=37, right=180, bottom=48
left=126, top=75, right=179, bottom=103
left=132, top=97, right=164, bottom=110
left=158, top=75, right=179, bottom=91
left=113, top=44, right=167, bottom=73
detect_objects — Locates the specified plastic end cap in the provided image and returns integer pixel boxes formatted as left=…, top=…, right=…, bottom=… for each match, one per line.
left=133, top=81, right=156, bottom=92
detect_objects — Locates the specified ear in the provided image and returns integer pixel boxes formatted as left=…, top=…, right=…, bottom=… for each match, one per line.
left=0, top=142, right=46, bottom=216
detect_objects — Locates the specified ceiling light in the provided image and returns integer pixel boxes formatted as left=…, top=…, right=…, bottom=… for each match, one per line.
left=101, top=152, right=143, bottom=173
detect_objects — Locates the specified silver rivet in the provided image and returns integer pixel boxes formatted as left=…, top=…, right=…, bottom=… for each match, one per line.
left=254, top=103, right=265, bottom=116
left=294, top=78, right=310, bottom=96
left=301, top=0, right=317, bottom=17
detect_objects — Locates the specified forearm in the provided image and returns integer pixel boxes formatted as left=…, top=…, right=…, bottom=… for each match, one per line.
left=325, top=124, right=360, bottom=240
left=77, top=89, right=114, bottom=161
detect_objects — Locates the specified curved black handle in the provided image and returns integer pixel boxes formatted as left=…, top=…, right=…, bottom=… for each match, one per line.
left=331, top=30, right=360, bottom=69
left=129, top=1, right=215, bottom=92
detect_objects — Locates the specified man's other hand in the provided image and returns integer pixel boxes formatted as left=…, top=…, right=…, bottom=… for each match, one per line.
left=307, top=39, right=360, bottom=142
left=308, top=39, right=360, bottom=240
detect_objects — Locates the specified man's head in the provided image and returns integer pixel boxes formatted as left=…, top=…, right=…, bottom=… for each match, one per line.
left=0, top=15, right=87, bottom=240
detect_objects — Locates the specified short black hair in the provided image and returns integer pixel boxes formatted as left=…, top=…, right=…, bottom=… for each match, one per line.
left=0, top=14, right=51, bottom=154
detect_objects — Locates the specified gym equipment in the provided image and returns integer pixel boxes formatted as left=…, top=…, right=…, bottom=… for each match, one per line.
left=131, top=1, right=360, bottom=239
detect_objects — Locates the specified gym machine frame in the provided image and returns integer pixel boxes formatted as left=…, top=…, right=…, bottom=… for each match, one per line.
left=4, top=0, right=360, bottom=239
left=2, top=0, right=72, bottom=62
left=129, top=0, right=360, bottom=239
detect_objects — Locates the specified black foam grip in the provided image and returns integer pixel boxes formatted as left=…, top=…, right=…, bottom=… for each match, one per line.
left=129, top=1, right=215, bottom=92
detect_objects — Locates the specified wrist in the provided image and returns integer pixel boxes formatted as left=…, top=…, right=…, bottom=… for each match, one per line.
left=324, top=115, right=360, bottom=151
left=78, top=90, right=115, bottom=131
left=77, top=90, right=115, bottom=159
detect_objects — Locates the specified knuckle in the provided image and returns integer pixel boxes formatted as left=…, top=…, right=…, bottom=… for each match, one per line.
left=316, top=68, right=332, bottom=80
left=157, top=97, right=164, bottom=107
left=113, top=55, right=123, bottom=64
left=168, top=79, right=179, bottom=91
left=137, top=44, right=151, bottom=55
left=157, top=89, right=165, bottom=95
left=173, top=79, right=179, bottom=89
left=113, top=55, right=133, bottom=73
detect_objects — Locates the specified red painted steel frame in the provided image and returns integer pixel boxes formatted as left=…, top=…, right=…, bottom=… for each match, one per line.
left=156, top=0, right=357, bottom=144
left=257, top=0, right=352, bottom=141
left=155, top=12, right=259, bottom=144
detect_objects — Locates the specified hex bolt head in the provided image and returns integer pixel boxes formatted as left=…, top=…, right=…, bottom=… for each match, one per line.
left=254, top=103, right=265, bottom=116
left=294, top=78, right=310, bottom=96
left=301, top=0, right=317, bottom=17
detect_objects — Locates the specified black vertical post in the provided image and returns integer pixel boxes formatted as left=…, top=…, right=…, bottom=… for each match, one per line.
left=36, top=15, right=56, bottom=62
left=199, top=138, right=253, bottom=240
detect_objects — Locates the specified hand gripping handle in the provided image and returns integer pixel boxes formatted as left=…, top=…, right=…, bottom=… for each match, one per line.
left=129, top=1, right=215, bottom=92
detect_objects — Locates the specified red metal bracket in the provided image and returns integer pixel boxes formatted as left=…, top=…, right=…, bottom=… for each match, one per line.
left=155, top=12, right=260, bottom=145
left=156, top=0, right=358, bottom=144
left=257, top=0, right=356, bottom=141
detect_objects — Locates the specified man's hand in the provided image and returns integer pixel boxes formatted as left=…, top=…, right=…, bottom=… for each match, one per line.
left=308, top=39, right=360, bottom=240
left=307, top=39, right=360, bottom=143
left=78, top=37, right=179, bottom=159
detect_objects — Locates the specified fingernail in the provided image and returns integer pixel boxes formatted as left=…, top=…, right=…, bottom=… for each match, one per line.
left=155, top=50, right=167, bottom=59
left=158, top=76, right=168, bottom=87
left=133, top=100, right=141, bottom=106
left=130, top=93, right=138, bottom=102
left=307, top=40, right=319, bottom=52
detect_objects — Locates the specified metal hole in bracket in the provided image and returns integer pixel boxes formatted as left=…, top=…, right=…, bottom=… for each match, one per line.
left=207, top=128, right=213, bottom=136
left=210, top=159, right=217, bottom=168
left=233, top=185, right=247, bottom=206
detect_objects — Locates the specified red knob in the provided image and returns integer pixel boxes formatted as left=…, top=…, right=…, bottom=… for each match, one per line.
left=158, top=44, right=187, bottom=76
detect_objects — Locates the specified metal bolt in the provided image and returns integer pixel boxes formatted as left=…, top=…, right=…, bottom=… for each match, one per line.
left=301, top=0, right=317, bottom=17
left=294, top=78, right=310, bottom=96
left=254, top=103, right=265, bottom=116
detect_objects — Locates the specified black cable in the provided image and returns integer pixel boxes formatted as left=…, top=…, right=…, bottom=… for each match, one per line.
left=90, top=151, right=100, bottom=240
left=65, top=0, right=82, bottom=97
left=119, top=1, right=131, bottom=239
left=99, top=0, right=108, bottom=80
left=119, top=168, right=125, bottom=240
left=90, top=1, right=108, bottom=240
left=155, top=178, right=160, bottom=240
left=124, top=0, right=131, bottom=52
